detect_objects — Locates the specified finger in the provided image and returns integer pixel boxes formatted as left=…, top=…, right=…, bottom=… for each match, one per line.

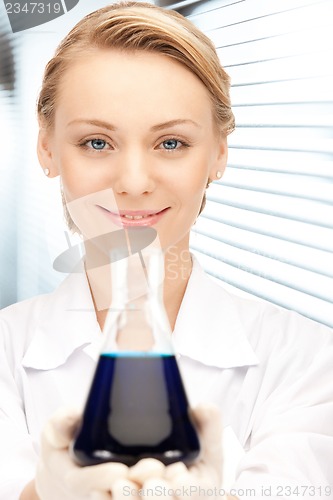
left=165, top=463, right=213, bottom=498
left=44, top=447, right=80, bottom=480
left=43, top=407, right=82, bottom=449
left=187, top=463, right=217, bottom=491
left=142, top=478, right=174, bottom=500
left=65, top=462, right=129, bottom=495
left=164, top=462, right=188, bottom=482
left=167, top=472, right=199, bottom=500
left=128, top=458, right=165, bottom=484
left=190, top=405, right=223, bottom=465
left=90, top=492, right=112, bottom=500
left=112, top=478, right=139, bottom=500
left=190, top=405, right=222, bottom=444
left=35, top=461, right=57, bottom=499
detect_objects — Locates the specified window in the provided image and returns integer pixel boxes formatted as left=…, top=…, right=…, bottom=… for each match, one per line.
left=159, top=0, right=333, bottom=327
left=0, top=12, right=18, bottom=306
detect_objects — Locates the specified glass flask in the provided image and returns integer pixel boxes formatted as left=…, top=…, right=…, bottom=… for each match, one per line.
left=71, top=249, right=200, bottom=467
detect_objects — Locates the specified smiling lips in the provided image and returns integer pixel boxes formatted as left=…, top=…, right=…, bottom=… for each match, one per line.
left=98, top=206, right=169, bottom=227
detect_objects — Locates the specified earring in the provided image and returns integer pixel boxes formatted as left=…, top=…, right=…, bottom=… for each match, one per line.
left=44, top=168, right=50, bottom=176
left=216, top=171, right=222, bottom=179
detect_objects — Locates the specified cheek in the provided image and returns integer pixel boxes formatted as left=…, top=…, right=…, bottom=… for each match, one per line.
left=177, top=158, right=210, bottom=201
left=64, top=188, right=120, bottom=239
left=57, top=153, right=106, bottom=202
left=168, top=151, right=210, bottom=188
left=172, top=176, right=207, bottom=226
left=61, top=171, right=94, bottom=202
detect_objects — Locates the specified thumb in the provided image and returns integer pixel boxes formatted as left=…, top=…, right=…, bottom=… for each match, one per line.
left=44, top=407, right=82, bottom=449
left=190, top=404, right=223, bottom=464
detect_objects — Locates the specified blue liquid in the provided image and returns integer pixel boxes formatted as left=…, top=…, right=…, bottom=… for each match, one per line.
left=71, top=354, right=200, bottom=466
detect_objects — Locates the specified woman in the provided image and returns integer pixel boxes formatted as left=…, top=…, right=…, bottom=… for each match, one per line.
left=1, top=2, right=332, bottom=499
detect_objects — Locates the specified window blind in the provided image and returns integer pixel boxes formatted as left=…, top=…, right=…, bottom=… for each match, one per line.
left=161, top=0, right=333, bottom=328
left=0, top=6, right=20, bottom=307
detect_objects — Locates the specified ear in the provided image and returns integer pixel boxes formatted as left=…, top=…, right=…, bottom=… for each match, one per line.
left=37, top=128, right=59, bottom=178
left=209, top=135, right=228, bottom=181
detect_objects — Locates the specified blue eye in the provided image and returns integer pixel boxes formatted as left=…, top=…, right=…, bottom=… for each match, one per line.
left=78, top=137, right=112, bottom=152
left=90, top=138, right=107, bottom=150
left=162, top=139, right=180, bottom=150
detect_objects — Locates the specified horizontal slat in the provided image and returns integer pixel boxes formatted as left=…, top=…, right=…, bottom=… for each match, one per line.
left=230, top=76, right=333, bottom=106
left=206, top=6, right=332, bottom=50
left=227, top=151, right=333, bottom=179
left=188, top=0, right=325, bottom=18
left=227, top=48, right=333, bottom=87
left=0, top=89, right=13, bottom=99
left=219, top=28, right=333, bottom=68
left=202, top=200, right=333, bottom=252
left=190, top=249, right=333, bottom=328
left=158, top=0, right=205, bottom=9
left=179, top=0, right=243, bottom=15
left=228, top=126, right=333, bottom=154
left=217, top=32, right=333, bottom=71
left=207, top=184, right=333, bottom=228
left=220, top=168, right=333, bottom=204
left=193, top=217, right=333, bottom=277
left=191, top=233, right=333, bottom=302
left=233, top=103, right=333, bottom=129
left=188, top=0, right=331, bottom=36
left=0, top=104, right=22, bottom=168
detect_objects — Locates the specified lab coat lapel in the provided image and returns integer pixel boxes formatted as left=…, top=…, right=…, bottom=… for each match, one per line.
left=22, top=270, right=101, bottom=370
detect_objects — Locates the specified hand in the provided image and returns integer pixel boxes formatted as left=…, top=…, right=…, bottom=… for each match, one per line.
left=111, top=405, right=225, bottom=500
left=34, top=404, right=225, bottom=500
left=35, top=407, right=128, bottom=500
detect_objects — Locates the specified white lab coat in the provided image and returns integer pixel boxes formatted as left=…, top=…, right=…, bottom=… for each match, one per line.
left=1, top=257, right=333, bottom=499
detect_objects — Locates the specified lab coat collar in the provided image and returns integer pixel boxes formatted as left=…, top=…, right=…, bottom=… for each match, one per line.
left=172, top=257, right=259, bottom=368
left=22, top=269, right=102, bottom=370
left=22, top=257, right=258, bottom=371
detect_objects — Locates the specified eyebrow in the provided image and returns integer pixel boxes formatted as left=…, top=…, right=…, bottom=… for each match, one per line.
left=67, top=119, right=117, bottom=130
left=150, top=119, right=201, bottom=131
left=67, top=118, right=201, bottom=131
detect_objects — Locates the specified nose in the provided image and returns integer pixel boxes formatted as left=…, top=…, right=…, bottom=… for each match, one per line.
left=114, top=148, right=155, bottom=197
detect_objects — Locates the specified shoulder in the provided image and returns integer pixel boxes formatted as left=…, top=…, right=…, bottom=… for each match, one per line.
left=0, top=292, right=51, bottom=332
left=193, top=259, right=333, bottom=361
left=204, top=275, right=333, bottom=413
left=0, top=291, right=53, bottom=358
left=230, top=286, right=332, bottom=348
left=0, top=270, right=94, bottom=368
left=0, top=272, right=74, bottom=356
left=214, top=277, right=333, bottom=369
left=0, top=292, right=51, bottom=326
left=0, top=270, right=86, bottom=336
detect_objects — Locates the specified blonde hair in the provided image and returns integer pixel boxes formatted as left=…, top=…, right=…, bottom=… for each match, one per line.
left=37, top=1, right=234, bottom=133
left=37, top=1, right=235, bottom=225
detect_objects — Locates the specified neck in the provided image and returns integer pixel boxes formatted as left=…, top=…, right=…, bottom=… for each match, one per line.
left=163, top=246, right=192, bottom=330
left=85, top=242, right=192, bottom=332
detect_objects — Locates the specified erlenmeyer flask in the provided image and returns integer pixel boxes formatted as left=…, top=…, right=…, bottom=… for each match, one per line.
left=71, top=249, right=200, bottom=467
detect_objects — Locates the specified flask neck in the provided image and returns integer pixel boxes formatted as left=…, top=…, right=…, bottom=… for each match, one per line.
left=102, top=251, right=173, bottom=356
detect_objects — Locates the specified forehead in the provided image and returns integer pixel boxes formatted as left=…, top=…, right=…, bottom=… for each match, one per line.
left=55, top=49, right=214, bottom=128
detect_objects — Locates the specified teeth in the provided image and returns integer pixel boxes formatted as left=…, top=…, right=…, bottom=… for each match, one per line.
left=122, top=214, right=150, bottom=220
